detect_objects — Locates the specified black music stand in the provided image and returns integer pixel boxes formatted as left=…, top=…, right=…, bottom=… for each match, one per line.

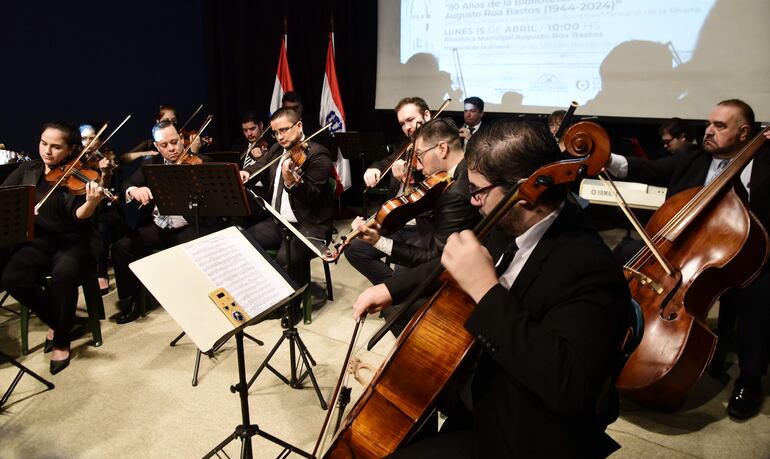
left=0, top=185, right=55, bottom=410
left=0, top=163, right=21, bottom=184
left=246, top=197, right=328, bottom=410
left=205, top=151, right=241, bottom=165
left=143, top=163, right=263, bottom=386
left=203, top=284, right=312, bottom=459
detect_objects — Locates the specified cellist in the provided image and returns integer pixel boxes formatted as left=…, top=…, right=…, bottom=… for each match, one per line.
left=605, top=99, right=770, bottom=419
left=352, top=120, right=630, bottom=457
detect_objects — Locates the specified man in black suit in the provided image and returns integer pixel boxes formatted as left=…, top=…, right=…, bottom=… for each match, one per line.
left=605, top=99, right=770, bottom=419
left=346, top=118, right=480, bottom=294
left=242, top=107, right=334, bottom=319
left=459, top=96, right=484, bottom=150
left=110, top=120, right=222, bottom=324
left=352, top=120, right=630, bottom=457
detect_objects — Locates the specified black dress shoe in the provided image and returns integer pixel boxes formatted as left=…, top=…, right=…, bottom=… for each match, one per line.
left=50, top=355, right=71, bottom=375
left=728, top=381, right=764, bottom=420
left=44, top=338, right=54, bottom=353
left=115, top=307, right=141, bottom=325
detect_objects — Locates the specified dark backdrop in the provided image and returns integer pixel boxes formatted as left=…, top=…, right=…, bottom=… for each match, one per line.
left=0, top=1, right=207, bottom=156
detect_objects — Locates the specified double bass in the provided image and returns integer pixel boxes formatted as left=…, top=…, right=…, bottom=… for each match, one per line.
left=616, top=127, right=770, bottom=406
left=316, top=122, right=611, bottom=458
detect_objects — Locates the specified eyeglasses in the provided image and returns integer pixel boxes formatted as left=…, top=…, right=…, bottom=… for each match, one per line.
left=271, top=121, right=299, bottom=139
left=468, top=183, right=498, bottom=200
left=413, top=143, right=439, bottom=164
left=661, top=136, right=673, bottom=146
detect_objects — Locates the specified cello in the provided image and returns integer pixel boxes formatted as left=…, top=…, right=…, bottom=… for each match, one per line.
left=315, top=121, right=611, bottom=458
left=616, top=126, right=770, bottom=406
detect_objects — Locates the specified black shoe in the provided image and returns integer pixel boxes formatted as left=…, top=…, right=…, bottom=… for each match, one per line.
left=50, top=354, right=71, bottom=375
left=115, top=306, right=141, bottom=325
left=728, top=380, right=763, bottom=420
left=44, top=338, right=54, bottom=353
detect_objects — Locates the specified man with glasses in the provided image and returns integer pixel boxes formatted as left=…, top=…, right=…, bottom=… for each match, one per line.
left=241, top=107, right=335, bottom=325
left=659, top=117, right=696, bottom=155
left=346, top=119, right=480, bottom=321
left=351, top=119, right=630, bottom=457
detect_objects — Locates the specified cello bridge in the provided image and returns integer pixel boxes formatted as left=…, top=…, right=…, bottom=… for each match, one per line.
left=625, top=267, right=663, bottom=294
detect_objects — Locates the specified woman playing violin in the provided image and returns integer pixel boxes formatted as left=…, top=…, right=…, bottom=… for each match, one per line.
left=1, top=122, right=107, bottom=374
left=352, top=120, right=630, bottom=458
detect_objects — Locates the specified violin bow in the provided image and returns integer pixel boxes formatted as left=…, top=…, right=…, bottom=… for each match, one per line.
left=177, top=103, right=204, bottom=131
left=239, top=123, right=271, bottom=161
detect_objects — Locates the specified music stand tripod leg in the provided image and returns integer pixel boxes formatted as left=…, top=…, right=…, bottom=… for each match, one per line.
left=203, top=331, right=312, bottom=459
left=0, top=350, right=55, bottom=409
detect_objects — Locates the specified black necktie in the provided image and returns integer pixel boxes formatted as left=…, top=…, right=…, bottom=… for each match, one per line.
left=495, top=241, right=519, bottom=277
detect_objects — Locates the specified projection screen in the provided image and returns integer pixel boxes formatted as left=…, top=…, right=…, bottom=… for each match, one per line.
left=376, top=0, right=770, bottom=121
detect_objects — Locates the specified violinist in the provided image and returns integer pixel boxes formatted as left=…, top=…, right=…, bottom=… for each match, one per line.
left=605, top=99, right=770, bottom=420
left=363, top=97, right=431, bottom=194
left=346, top=119, right=480, bottom=306
left=122, top=105, right=202, bottom=163
left=242, top=107, right=334, bottom=325
left=1, top=122, right=107, bottom=374
left=234, top=110, right=271, bottom=200
left=110, top=120, right=222, bottom=324
left=352, top=120, right=630, bottom=457
left=80, top=123, right=122, bottom=295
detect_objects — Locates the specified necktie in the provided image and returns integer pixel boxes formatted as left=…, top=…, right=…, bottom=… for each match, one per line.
left=469, top=126, right=476, bottom=135
left=495, top=241, right=519, bottom=277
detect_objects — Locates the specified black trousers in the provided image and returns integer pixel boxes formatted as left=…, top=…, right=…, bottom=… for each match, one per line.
left=89, top=203, right=125, bottom=279
left=1, top=234, right=90, bottom=348
left=111, top=223, right=204, bottom=308
left=344, top=225, right=425, bottom=285
left=246, top=218, right=322, bottom=288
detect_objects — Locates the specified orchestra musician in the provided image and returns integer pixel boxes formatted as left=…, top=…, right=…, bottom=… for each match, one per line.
left=80, top=123, right=123, bottom=294
left=548, top=109, right=567, bottom=137
left=605, top=99, right=770, bottom=419
left=659, top=117, right=697, bottom=155
left=235, top=110, right=271, bottom=201
left=1, top=122, right=107, bottom=374
left=352, top=119, right=630, bottom=457
left=347, top=97, right=434, bottom=286
left=109, top=120, right=222, bottom=324
left=122, top=105, right=203, bottom=163
left=346, top=119, right=480, bottom=332
left=241, top=107, right=334, bottom=325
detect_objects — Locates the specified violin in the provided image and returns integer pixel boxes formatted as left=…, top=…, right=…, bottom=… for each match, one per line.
left=174, top=115, right=212, bottom=165
left=44, top=158, right=119, bottom=203
left=315, top=121, right=611, bottom=458
left=181, top=129, right=213, bottom=149
left=323, top=171, right=453, bottom=262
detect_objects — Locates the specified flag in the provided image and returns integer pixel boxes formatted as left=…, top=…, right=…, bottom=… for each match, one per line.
left=270, top=35, right=294, bottom=116
left=319, top=32, right=351, bottom=192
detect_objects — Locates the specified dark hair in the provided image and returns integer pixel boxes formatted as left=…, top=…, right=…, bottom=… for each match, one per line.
left=241, top=110, right=260, bottom=125
left=548, top=110, right=566, bottom=127
left=41, top=121, right=81, bottom=148
left=151, top=119, right=177, bottom=140
left=156, top=105, right=177, bottom=122
left=415, top=118, right=462, bottom=152
left=658, top=117, right=695, bottom=141
left=282, top=91, right=303, bottom=106
left=270, top=107, right=300, bottom=124
left=394, top=96, right=430, bottom=114
left=717, top=99, right=755, bottom=128
left=466, top=119, right=565, bottom=205
left=463, top=96, right=484, bottom=112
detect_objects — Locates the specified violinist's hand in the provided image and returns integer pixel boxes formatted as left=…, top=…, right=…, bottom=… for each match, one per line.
left=85, top=181, right=106, bottom=203
left=458, top=127, right=471, bottom=140
left=352, top=284, right=393, bottom=320
left=356, top=219, right=381, bottom=245
left=364, top=168, right=381, bottom=187
left=441, top=230, right=498, bottom=303
left=392, top=159, right=407, bottom=181
left=190, top=135, right=202, bottom=154
left=764, top=128, right=770, bottom=141
left=281, top=159, right=297, bottom=188
left=130, top=186, right=153, bottom=206
left=98, top=157, right=111, bottom=171
left=239, top=170, right=250, bottom=183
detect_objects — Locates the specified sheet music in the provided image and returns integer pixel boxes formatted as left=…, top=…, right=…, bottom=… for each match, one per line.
left=256, top=197, right=326, bottom=259
left=183, top=231, right=294, bottom=318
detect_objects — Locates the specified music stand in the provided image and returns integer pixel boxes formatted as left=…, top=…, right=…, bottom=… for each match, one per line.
left=0, top=185, right=55, bottom=409
left=0, top=163, right=21, bottom=184
left=143, top=163, right=262, bottom=386
left=247, top=197, right=328, bottom=410
left=129, top=226, right=312, bottom=459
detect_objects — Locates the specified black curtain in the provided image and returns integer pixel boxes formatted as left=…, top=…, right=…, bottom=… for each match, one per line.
left=204, top=0, right=381, bottom=150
